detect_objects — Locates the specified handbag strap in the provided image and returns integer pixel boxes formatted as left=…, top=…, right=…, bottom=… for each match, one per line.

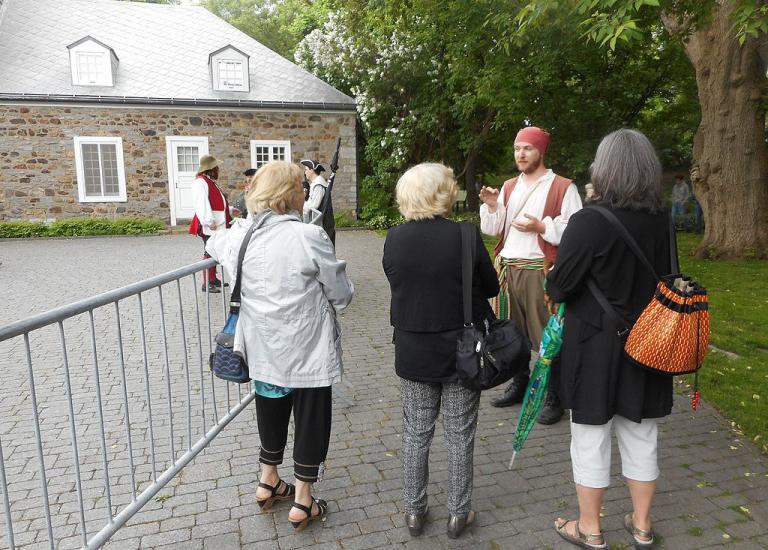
left=230, top=211, right=271, bottom=310
left=586, top=204, right=681, bottom=336
left=460, top=222, right=477, bottom=326
left=589, top=204, right=660, bottom=280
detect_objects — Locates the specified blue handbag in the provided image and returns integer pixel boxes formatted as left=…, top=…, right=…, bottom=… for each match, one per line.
left=210, top=213, right=269, bottom=383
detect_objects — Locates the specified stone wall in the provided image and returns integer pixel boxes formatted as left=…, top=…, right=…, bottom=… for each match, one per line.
left=0, top=103, right=357, bottom=222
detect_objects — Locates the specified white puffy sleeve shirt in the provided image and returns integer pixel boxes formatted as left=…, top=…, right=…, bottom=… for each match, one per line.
left=192, top=177, right=227, bottom=236
left=479, top=171, right=583, bottom=259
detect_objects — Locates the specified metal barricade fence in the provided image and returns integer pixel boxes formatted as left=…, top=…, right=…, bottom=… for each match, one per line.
left=0, top=259, right=252, bottom=549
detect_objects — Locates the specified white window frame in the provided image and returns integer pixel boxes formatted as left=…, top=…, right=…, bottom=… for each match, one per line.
left=73, top=136, right=127, bottom=202
left=75, top=51, right=109, bottom=86
left=250, top=140, right=292, bottom=170
left=217, top=59, right=245, bottom=90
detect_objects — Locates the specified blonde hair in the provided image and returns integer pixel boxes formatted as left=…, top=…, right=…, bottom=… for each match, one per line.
left=246, top=161, right=304, bottom=215
left=396, top=162, right=458, bottom=221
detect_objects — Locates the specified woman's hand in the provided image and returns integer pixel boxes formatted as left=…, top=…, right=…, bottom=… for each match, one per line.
left=543, top=292, right=560, bottom=315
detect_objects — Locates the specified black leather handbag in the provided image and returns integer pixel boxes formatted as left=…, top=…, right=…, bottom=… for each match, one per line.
left=455, top=223, right=531, bottom=391
left=210, top=212, right=270, bottom=383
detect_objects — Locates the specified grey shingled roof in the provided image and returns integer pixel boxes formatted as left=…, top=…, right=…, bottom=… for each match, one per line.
left=0, top=0, right=355, bottom=110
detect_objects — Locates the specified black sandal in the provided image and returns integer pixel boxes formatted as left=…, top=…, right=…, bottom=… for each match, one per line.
left=289, top=498, right=328, bottom=532
left=256, top=479, right=295, bottom=512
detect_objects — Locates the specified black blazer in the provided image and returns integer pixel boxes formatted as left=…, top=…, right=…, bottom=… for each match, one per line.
left=383, top=217, right=499, bottom=332
left=546, top=203, right=673, bottom=424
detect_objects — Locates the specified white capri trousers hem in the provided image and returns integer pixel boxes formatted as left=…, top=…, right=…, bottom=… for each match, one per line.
left=570, top=413, right=660, bottom=489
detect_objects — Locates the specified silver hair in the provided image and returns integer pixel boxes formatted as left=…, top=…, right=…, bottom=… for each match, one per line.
left=590, top=129, right=663, bottom=212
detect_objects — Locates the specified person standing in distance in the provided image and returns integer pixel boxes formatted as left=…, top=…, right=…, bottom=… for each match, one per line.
left=188, top=155, right=239, bottom=293
left=478, top=127, right=582, bottom=424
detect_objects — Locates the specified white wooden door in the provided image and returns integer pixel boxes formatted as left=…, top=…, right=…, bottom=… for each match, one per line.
left=166, top=137, right=208, bottom=225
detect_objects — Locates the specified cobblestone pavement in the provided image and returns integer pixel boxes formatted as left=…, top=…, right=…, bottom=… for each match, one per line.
left=0, top=231, right=767, bottom=549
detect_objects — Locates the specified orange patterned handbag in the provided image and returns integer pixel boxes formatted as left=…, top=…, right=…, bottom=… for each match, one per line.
left=586, top=205, right=709, bottom=409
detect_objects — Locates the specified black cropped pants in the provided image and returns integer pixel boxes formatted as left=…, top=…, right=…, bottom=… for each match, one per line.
left=254, top=386, right=332, bottom=482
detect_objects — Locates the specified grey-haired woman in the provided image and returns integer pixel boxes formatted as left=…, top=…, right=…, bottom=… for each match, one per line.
left=546, top=129, right=672, bottom=549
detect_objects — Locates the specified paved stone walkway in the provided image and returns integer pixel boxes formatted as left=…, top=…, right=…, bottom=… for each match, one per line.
left=0, top=231, right=767, bottom=549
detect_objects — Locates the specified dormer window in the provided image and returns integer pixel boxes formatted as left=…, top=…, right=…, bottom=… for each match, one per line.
left=68, top=36, right=118, bottom=87
left=218, top=60, right=245, bottom=88
left=209, top=45, right=250, bottom=92
left=76, top=52, right=108, bottom=85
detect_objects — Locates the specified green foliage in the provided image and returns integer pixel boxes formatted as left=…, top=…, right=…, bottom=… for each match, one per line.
left=333, top=211, right=363, bottom=228
left=733, top=1, right=768, bottom=44
left=0, top=218, right=165, bottom=239
left=364, top=212, right=405, bottom=230
left=203, top=0, right=331, bottom=58
left=292, top=0, right=699, bottom=217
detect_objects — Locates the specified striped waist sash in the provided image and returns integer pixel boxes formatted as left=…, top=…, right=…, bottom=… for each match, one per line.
left=492, top=257, right=545, bottom=318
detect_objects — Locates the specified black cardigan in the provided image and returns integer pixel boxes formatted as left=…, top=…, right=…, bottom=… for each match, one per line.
left=383, top=217, right=500, bottom=381
left=546, top=203, right=673, bottom=425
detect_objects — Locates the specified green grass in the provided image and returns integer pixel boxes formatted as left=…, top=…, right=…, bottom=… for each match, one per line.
left=0, top=217, right=165, bottom=238
left=676, top=233, right=768, bottom=456
left=480, top=230, right=768, bottom=455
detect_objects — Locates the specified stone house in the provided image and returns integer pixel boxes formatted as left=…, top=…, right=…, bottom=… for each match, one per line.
left=0, top=0, right=357, bottom=225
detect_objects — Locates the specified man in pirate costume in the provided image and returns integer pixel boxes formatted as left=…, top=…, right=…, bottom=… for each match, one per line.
left=188, top=155, right=238, bottom=293
left=301, top=158, right=336, bottom=245
left=479, top=127, right=582, bottom=424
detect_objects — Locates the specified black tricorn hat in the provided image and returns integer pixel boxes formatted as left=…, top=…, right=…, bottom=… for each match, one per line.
left=300, top=159, right=326, bottom=173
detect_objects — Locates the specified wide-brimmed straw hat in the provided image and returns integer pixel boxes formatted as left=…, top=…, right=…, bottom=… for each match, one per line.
left=197, top=155, right=220, bottom=174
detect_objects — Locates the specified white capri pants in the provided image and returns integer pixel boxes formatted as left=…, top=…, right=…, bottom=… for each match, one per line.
left=570, top=413, right=659, bottom=489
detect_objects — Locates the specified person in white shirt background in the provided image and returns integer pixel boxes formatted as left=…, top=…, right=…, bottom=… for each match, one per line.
left=301, top=159, right=328, bottom=223
left=478, top=126, right=582, bottom=424
left=187, top=154, right=240, bottom=293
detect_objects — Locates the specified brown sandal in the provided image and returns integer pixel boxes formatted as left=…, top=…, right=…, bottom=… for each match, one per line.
left=624, top=513, right=655, bottom=547
left=256, top=479, right=295, bottom=512
left=289, top=498, right=328, bottom=533
left=554, top=518, right=607, bottom=549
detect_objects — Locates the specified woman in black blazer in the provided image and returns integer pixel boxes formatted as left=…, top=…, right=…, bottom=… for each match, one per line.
left=546, top=130, right=672, bottom=549
left=382, top=163, right=499, bottom=539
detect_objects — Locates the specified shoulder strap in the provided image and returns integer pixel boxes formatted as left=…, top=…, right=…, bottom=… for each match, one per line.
left=460, top=223, right=476, bottom=326
left=230, top=211, right=271, bottom=310
left=589, top=205, right=659, bottom=280
left=587, top=278, right=630, bottom=336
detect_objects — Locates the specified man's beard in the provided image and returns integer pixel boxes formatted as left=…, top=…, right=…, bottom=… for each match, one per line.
left=517, top=155, right=542, bottom=175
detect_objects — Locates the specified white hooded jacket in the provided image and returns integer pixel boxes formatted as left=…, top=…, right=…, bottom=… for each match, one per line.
left=205, top=212, right=354, bottom=387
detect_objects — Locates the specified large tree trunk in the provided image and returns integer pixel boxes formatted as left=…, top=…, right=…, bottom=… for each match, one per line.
left=673, top=2, right=768, bottom=259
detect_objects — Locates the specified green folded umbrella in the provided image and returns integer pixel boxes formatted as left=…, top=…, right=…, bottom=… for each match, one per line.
left=509, top=303, right=565, bottom=469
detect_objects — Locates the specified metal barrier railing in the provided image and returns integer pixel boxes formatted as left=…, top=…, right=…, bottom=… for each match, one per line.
left=0, top=259, right=253, bottom=549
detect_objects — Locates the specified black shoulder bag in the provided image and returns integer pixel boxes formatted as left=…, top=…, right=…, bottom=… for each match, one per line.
left=210, top=212, right=271, bottom=383
left=455, top=223, right=531, bottom=391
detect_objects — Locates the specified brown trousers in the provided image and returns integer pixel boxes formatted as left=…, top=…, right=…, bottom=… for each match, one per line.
left=504, top=266, right=549, bottom=352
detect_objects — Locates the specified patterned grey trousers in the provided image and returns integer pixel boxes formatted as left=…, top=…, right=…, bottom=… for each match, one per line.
left=400, top=378, right=480, bottom=516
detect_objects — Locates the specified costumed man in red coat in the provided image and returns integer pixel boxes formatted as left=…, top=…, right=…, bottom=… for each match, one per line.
left=478, top=127, right=582, bottom=424
left=188, top=155, right=238, bottom=293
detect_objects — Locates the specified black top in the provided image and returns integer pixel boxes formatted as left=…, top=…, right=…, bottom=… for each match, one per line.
left=546, top=203, right=674, bottom=424
left=383, top=217, right=500, bottom=382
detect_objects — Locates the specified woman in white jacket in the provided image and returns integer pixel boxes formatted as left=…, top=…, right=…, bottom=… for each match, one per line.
left=206, top=161, right=354, bottom=532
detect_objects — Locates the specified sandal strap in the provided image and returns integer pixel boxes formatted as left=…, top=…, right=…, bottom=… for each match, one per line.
left=292, top=501, right=313, bottom=518
left=577, top=521, right=605, bottom=544
left=257, top=482, right=278, bottom=497
left=627, top=513, right=653, bottom=540
left=258, top=479, right=294, bottom=498
left=633, top=525, right=653, bottom=538
left=292, top=498, right=326, bottom=520
left=276, top=480, right=294, bottom=498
